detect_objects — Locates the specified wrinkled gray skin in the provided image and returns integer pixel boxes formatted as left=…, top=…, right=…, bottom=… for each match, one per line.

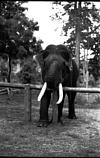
left=38, top=44, right=79, bottom=127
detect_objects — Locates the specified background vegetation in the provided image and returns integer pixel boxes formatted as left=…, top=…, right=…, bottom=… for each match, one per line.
left=0, top=1, right=42, bottom=84
left=51, top=1, right=100, bottom=86
left=0, top=1, right=100, bottom=87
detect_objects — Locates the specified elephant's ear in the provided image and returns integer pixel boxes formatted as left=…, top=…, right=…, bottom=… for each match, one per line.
left=42, top=50, right=50, bottom=59
left=64, top=49, right=73, bottom=71
left=64, top=47, right=72, bottom=61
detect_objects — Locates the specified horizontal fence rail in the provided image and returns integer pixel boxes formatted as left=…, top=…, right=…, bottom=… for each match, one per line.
left=0, top=82, right=42, bottom=89
left=0, top=82, right=25, bottom=89
left=0, top=82, right=100, bottom=122
left=0, top=82, right=100, bottom=93
left=30, top=84, right=100, bottom=93
left=63, top=87, right=100, bottom=93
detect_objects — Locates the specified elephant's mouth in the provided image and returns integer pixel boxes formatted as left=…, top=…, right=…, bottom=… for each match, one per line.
left=46, top=81, right=59, bottom=91
left=38, top=82, right=63, bottom=104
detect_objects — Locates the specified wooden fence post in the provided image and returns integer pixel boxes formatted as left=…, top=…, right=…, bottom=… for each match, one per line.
left=24, top=84, right=31, bottom=121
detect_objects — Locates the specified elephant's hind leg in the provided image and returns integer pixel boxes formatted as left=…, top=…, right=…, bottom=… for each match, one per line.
left=67, top=92, right=77, bottom=119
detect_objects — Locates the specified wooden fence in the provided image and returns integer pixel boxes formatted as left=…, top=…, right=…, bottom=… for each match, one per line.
left=0, top=82, right=42, bottom=122
left=0, top=82, right=100, bottom=122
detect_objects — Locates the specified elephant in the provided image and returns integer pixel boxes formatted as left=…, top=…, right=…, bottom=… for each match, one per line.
left=35, top=44, right=79, bottom=127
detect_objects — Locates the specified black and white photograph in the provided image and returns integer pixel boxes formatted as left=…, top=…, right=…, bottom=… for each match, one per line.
left=0, top=1, right=100, bottom=157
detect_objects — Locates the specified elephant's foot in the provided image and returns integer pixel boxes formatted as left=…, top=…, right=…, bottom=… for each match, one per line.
left=68, top=114, right=77, bottom=119
left=49, top=118, right=64, bottom=125
left=37, top=120, right=50, bottom=127
left=57, top=118, right=64, bottom=125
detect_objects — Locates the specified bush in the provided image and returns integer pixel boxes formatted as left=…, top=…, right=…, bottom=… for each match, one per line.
left=18, top=57, right=42, bottom=84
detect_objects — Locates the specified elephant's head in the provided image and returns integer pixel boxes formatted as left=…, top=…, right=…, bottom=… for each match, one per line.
left=37, top=44, right=72, bottom=104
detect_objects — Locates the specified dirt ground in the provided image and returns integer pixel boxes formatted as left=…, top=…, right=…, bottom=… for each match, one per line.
left=0, top=90, right=100, bottom=157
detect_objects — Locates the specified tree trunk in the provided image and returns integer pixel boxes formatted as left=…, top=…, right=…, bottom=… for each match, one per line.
left=7, top=56, right=11, bottom=83
left=75, top=1, right=81, bottom=69
left=75, top=28, right=81, bottom=68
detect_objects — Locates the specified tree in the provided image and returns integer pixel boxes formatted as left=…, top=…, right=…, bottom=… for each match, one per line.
left=0, top=1, right=42, bottom=83
left=51, top=2, right=100, bottom=68
left=51, top=1, right=100, bottom=86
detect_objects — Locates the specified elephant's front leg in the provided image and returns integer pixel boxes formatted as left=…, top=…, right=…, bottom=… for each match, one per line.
left=57, top=93, right=65, bottom=124
left=37, top=90, right=51, bottom=127
left=67, top=92, right=77, bottom=119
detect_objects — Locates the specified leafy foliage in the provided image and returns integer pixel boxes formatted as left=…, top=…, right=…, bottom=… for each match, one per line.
left=63, top=2, right=100, bottom=51
left=88, top=35, right=100, bottom=80
left=0, top=1, right=43, bottom=83
left=0, top=1, right=40, bottom=59
left=18, top=57, right=42, bottom=84
left=0, top=56, right=9, bottom=82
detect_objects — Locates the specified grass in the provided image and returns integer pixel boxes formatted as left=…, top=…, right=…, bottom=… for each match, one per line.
left=0, top=90, right=100, bottom=156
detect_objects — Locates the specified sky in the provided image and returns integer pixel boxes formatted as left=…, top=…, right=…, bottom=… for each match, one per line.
left=23, top=1, right=100, bottom=53
left=22, top=1, right=67, bottom=49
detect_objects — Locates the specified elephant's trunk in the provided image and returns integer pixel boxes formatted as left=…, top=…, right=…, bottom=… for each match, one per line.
left=38, top=82, right=63, bottom=104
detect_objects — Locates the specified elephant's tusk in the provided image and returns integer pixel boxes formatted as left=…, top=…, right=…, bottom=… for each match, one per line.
left=56, top=83, right=63, bottom=104
left=38, top=82, right=47, bottom=101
